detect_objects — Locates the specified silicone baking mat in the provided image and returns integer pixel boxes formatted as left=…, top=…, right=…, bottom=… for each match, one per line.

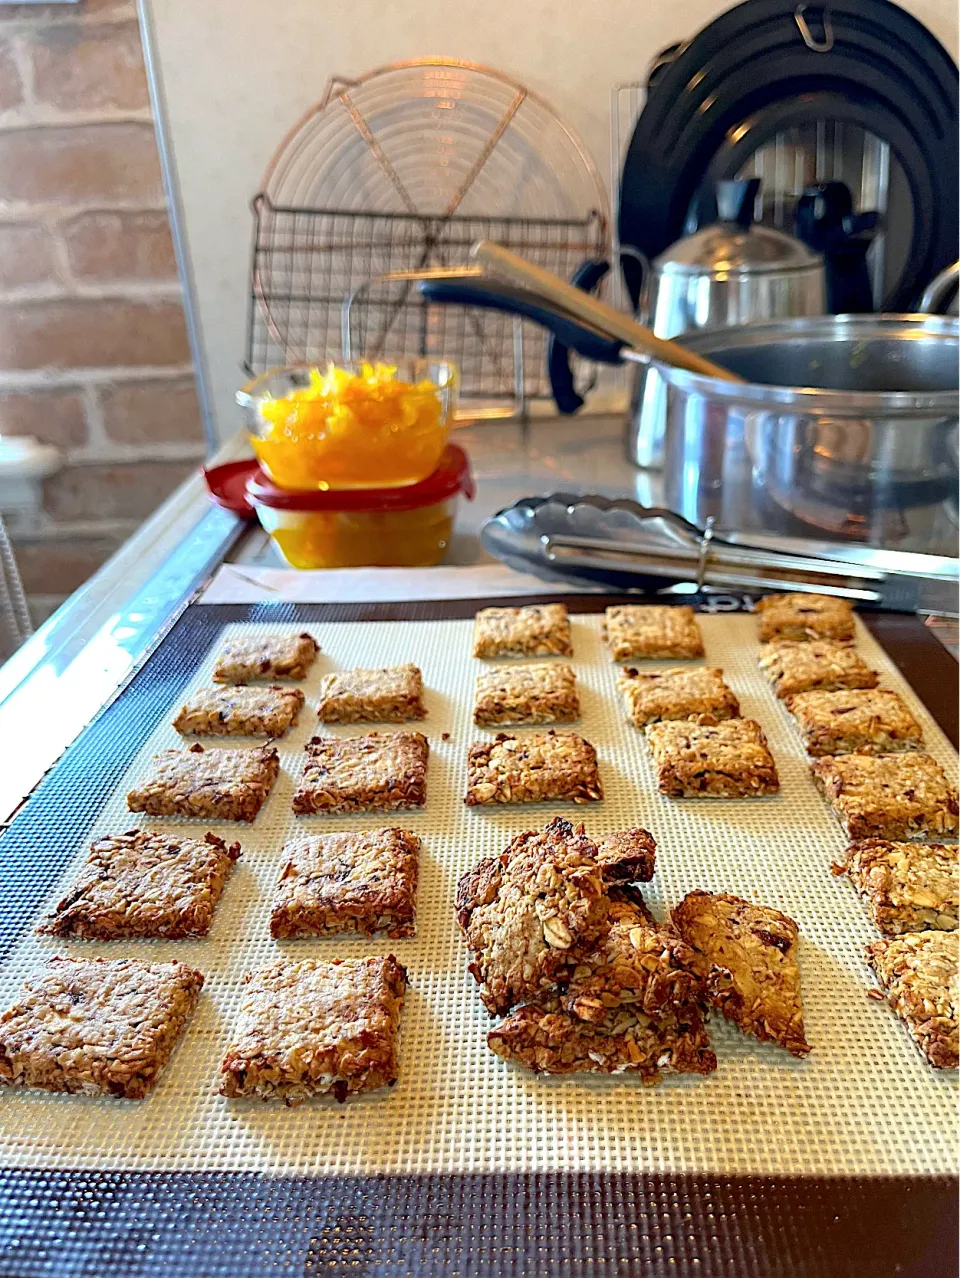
left=0, top=606, right=955, bottom=1182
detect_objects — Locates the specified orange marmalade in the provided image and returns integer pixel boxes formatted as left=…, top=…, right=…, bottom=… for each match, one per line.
left=249, top=362, right=452, bottom=490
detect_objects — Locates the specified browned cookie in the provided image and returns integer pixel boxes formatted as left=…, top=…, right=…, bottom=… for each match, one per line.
left=645, top=719, right=779, bottom=798
left=126, top=743, right=279, bottom=823
left=0, top=957, right=204, bottom=1099
left=755, top=593, right=855, bottom=643
left=465, top=731, right=602, bottom=806
left=672, top=890, right=810, bottom=1057
left=293, top=733, right=428, bottom=815
left=455, top=817, right=608, bottom=1016
left=786, top=688, right=923, bottom=757
left=213, top=632, right=319, bottom=683
left=488, top=998, right=716, bottom=1082
left=602, top=605, right=704, bottom=661
left=618, top=665, right=739, bottom=727
left=315, top=665, right=425, bottom=724
left=832, top=839, right=958, bottom=936
left=219, top=955, right=406, bottom=1104
left=270, top=828, right=419, bottom=939
left=757, top=639, right=878, bottom=699
left=472, top=604, right=572, bottom=658
left=866, top=931, right=958, bottom=1069
left=173, top=685, right=304, bottom=737
left=594, top=829, right=656, bottom=884
left=811, top=753, right=959, bottom=840
left=473, top=663, right=579, bottom=727
left=38, top=830, right=240, bottom=940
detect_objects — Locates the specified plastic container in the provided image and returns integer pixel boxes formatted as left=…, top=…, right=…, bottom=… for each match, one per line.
left=237, top=359, right=458, bottom=491
left=242, top=444, right=474, bottom=569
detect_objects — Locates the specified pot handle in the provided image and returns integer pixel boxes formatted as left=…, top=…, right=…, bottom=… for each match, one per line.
left=917, top=261, right=959, bottom=314
left=546, top=259, right=611, bottom=413
left=415, top=276, right=626, bottom=366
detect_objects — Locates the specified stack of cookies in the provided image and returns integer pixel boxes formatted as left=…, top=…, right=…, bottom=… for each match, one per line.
left=457, top=816, right=811, bottom=1080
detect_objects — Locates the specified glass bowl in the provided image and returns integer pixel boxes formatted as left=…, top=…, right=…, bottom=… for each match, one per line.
left=237, top=358, right=458, bottom=491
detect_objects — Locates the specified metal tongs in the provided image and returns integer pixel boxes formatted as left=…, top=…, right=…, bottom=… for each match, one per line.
left=480, top=495, right=958, bottom=614
left=543, top=517, right=883, bottom=599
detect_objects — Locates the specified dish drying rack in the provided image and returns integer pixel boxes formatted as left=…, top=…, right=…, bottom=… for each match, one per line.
left=244, top=60, right=609, bottom=419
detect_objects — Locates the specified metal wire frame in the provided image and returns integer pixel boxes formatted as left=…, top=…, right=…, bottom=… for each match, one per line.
left=244, top=59, right=609, bottom=412
left=245, top=197, right=606, bottom=408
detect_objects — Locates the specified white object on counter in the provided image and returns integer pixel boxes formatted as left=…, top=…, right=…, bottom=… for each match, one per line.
left=200, top=562, right=606, bottom=604
left=0, top=435, right=61, bottom=513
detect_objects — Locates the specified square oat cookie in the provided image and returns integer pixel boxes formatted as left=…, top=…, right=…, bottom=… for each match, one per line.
left=673, top=891, right=810, bottom=1057
left=315, top=664, right=425, bottom=724
left=602, top=605, right=704, bottom=662
left=811, top=753, right=959, bottom=841
left=617, top=665, right=740, bottom=728
left=173, top=685, right=304, bottom=737
left=213, top=632, right=319, bottom=683
left=866, top=930, right=958, bottom=1069
left=270, top=828, right=420, bottom=939
left=645, top=719, right=780, bottom=798
left=293, top=732, right=428, bottom=815
left=465, top=731, right=602, bottom=806
left=786, top=688, right=923, bottom=757
left=758, top=639, right=878, bottom=699
left=455, top=817, right=609, bottom=1016
left=126, top=743, right=279, bottom=823
left=473, top=663, right=579, bottom=727
left=832, top=839, right=959, bottom=936
left=755, top=593, right=855, bottom=643
left=38, top=830, right=241, bottom=940
left=0, top=956, right=204, bottom=1099
left=219, top=955, right=407, bottom=1103
left=472, top=603, right=572, bottom=659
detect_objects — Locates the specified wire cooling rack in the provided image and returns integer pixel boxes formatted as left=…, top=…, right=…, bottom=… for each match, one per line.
left=245, top=60, right=608, bottom=412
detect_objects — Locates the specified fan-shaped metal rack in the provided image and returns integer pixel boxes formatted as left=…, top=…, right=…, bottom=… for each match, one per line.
left=245, top=59, right=608, bottom=416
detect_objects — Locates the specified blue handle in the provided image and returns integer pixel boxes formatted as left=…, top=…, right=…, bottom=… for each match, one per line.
left=416, top=277, right=625, bottom=367
left=547, top=259, right=611, bottom=413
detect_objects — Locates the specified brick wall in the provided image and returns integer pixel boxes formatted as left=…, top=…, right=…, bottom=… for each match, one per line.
left=0, top=0, right=205, bottom=627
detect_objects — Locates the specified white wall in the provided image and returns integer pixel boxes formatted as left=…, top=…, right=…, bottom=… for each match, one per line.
left=146, top=0, right=959, bottom=443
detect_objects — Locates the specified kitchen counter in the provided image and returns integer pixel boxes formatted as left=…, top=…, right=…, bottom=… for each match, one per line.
left=1, top=412, right=956, bottom=823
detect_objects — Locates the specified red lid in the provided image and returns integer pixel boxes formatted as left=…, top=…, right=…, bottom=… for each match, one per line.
left=245, top=443, right=475, bottom=511
left=202, top=459, right=258, bottom=519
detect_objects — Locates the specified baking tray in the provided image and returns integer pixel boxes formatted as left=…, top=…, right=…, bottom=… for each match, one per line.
left=0, top=598, right=955, bottom=1277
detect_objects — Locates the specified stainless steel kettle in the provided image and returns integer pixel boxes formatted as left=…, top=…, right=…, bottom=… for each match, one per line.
left=626, top=178, right=826, bottom=466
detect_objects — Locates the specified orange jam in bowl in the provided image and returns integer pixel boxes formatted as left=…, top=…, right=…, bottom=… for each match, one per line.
left=238, top=359, right=458, bottom=491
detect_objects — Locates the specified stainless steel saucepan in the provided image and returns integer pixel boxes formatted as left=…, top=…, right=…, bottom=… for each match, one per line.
left=656, top=315, right=958, bottom=534
left=417, top=273, right=958, bottom=541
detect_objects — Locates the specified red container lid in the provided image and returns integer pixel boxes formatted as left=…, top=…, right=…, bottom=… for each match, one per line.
left=202, top=459, right=258, bottom=519
left=248, top=444, right=474, bottom=511
left=203, top=445, right=474, bottom=517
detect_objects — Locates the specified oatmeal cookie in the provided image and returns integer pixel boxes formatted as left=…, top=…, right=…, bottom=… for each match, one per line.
left=0, top=957, right=204, bottom=1099
left=866, top=930, right=958, bottom=1068
left=472, top=604, right=573, bottom=658
left=602, top=605, right=704, bottom=661
left=455, top=817, right=608, bottom=1016
left=465, top=731, right=602, bottom=806
left=219, top=955, right=406, bottom=1103
left=673, top=890, right=810, bottom=1057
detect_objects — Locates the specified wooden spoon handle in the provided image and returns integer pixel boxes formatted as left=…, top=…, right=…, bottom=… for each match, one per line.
left=472, top=240, right=743, bottom=384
